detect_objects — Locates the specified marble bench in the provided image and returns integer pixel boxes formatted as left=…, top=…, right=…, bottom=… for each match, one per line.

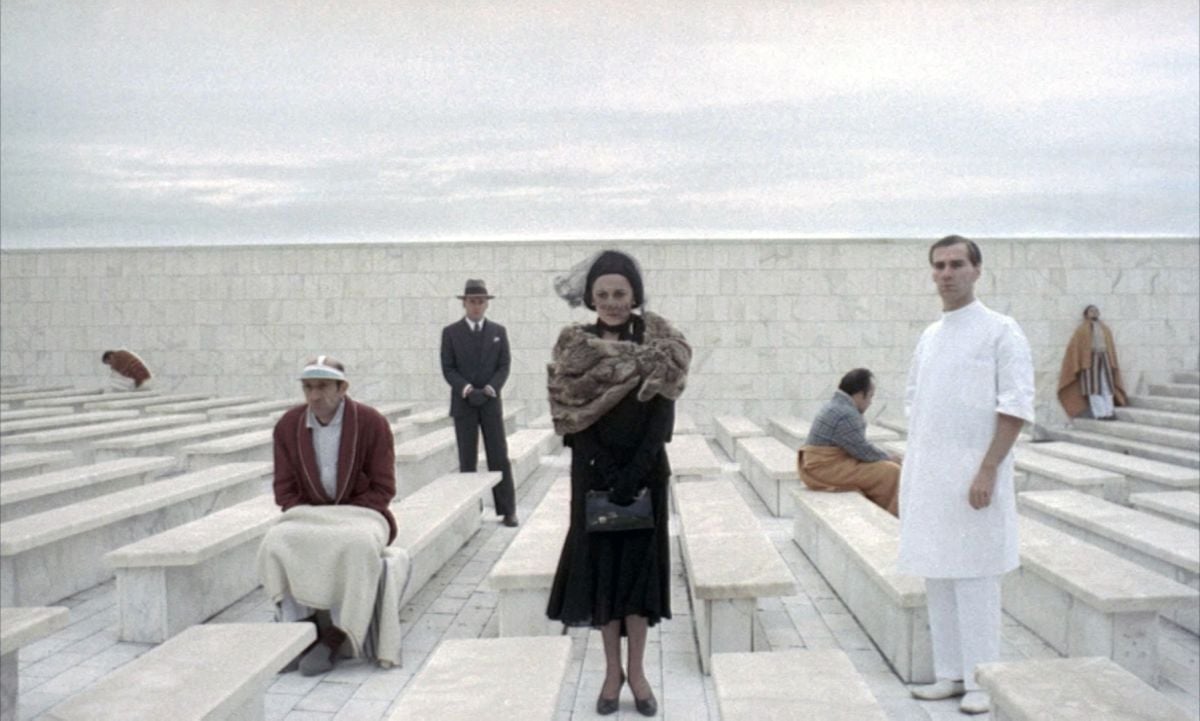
left=1130, top=490, right=1200, bottom=529
left=205, top=398, right=298, bottom=419
left=91, top=416, right=272, bottom=462
left=1018, top=489, right=1199, bottom=633
left=105, top=494, right=280, bottom=642
left=370, top=401, right=418, bottom=423
left=1, top=606, right=69, bottom=721
left=976, top=657, right=1192, bottom=721
left=0, top=413, right=207, bottom=463
left=674, top=411, right=699, bottom=435
left=82, top=392, right=209, bottom=412
left=735, top=434, right=801, bottom=516
left=387, top=636, right=571, bottom=721
left=0, top=450, right=73, bottom=482
left=0, top=406, right=72, bottom=422
left=24, top=390, right=149, bottom=412
left=0, top=456, right=178, bottom=522
left=871, top=415, right=907, bottom=436
left=1031, top=441, right=1199, bottom=498
left=1014, top=446, right=1126, bottom=502
left=404, top=407, right=454, bottom=435
left=675, top=480, right=797, bottom=673
left=711, top=649, right=888, bottom=721
left=713, top=415, right=764, bottom=458
left=41, top=622, right=315, bottom=721
left=767, top=415, right=899, bottom=451
left=395, top=406, right=521, bottom=498
left=1004, top=516, right=1199, bottom=683
left=391, top=471, right=500, bottom=609
left=478, top=427, right=558, bottom=510
left=790, top=487, right=932, bottom=682
left=670, top=434, right=723, bottom=481
left=143, top=395, right=264, bottom=414
left=486, top=475, right=570, bottom=636
left=183, top=412, right=432, bottom=472
left=0, top=409, right=140, bottom=436
left=0, top=388, right=101, bottom=409
left=0, top=461, right=271, bottom=607
left=528, top=412, right=553, bottom=429
left=182, top=428, right=274, bottom=471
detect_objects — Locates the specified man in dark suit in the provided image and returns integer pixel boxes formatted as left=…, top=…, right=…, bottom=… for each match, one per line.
left=440, top=279, right=519, bottom=527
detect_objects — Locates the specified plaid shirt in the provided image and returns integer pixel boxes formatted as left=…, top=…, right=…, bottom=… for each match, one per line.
left=804, top=390, right=888, bottom=463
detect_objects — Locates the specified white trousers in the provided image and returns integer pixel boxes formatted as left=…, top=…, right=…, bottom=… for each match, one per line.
left=925, top=575, right=1002, bottom=690
left=1088, top=368, right=1114, bottom=418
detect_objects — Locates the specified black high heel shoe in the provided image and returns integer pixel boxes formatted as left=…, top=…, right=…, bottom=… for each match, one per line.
left=629, top=677, right=658, bottom=717
left=596, top=671, right=624, bottom=715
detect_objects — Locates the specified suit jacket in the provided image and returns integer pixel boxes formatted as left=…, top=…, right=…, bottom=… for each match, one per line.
left=272, top=398, right=397, bottom=543
left=440, top=318, right=511, bottom=417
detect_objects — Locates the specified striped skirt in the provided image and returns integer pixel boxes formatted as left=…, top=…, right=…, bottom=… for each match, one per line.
left=1079, top=350, right=1115, bottom=397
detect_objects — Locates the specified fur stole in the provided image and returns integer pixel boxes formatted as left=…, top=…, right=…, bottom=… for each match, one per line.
left=547, top=311, right=691, bottom=435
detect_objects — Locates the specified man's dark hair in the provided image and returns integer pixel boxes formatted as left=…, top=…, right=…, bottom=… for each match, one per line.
left=101, top=351, right=115, bottom=363
left=928, top=235, right=982, bottom=267
left=838, top=368, right=874, bottom=396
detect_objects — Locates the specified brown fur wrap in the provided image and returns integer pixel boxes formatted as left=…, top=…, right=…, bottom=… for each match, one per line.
left=547, top=311, right=691, bottom=435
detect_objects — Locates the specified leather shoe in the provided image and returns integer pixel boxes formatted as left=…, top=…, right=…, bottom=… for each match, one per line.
left=597, top=672, right=624, bottom=715
left=629, top=678, right=657, bottom=717
left=959, top=691, right=990, bottom=714
left=910, top=679, right=965, bottom=700
left=502, top=514, right=519, bottom=527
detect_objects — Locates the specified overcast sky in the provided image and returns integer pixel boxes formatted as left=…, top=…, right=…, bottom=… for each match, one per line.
left=2, top=1, right=1197, bottom=248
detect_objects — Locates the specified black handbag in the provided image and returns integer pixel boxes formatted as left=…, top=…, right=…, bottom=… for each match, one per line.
left=585, top=489, right=654, bottom=533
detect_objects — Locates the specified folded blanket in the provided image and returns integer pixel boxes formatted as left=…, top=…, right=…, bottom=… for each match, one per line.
left=257, top=504, right=389, bottom=657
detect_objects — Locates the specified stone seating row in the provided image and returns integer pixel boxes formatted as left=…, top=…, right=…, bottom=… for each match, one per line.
left=0, top=410, right=139, bottom=436
left=0, top=461, right=272, bottom=607
left=394, top=404, right=523, bottom=498
left=1019, top=489, right=1199, bottom=633
left=1, top=413, right=208, bottom=463
left=766, top=414, right=899, bottom=452
left=93, top=416, right=273, bottom=463
left=0, top=456, right=178, bottom=522
left=479, top=427, right=558, bottom=511
left=1115, top=406, right=1200, bottom=433
left=1130, top=491, right=1200, bottom=529
left=528, top=409, right=698, bottom=435
left=735, top=434, right=800, bottom=517
left=487, top=475, right=570, bottom=637
left=104, top=469, right=498, bottom=645
left=713, top=414, right=764, bottom=458
left=0, top=406, right=73, bottom=422
left=1031, top=441, right=1200, bottom=494
left=675, top=479, right=797, bottom=674
left=976, top=656, right=1192, bottom=721
left=0, top=450, right=73, bottom=482
left=1, top=606, right=69, bottom=721
left=82, top=392, right=210, bottom=412
left=4, top=388, right=108, bottom=409
left=50, top=630, right=570, bottom=721
left=790, top=487, right=1199, bottom=684
left=1046, top=425, right=1200, bottom=470
left=711, top=649, right=887, bottom=721
left=143, top=395, right=264, bottom=415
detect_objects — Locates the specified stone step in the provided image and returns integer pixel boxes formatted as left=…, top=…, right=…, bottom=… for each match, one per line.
left=1072, top=418, right=1200, bottom=451
left=1041, top=428, right=1200, bottom=469
left=1129, top=491, right=1200, bottom=529
left=1029, top=441, right=1199, bottom=492
left=1173, top=371, right=1200, bottom=385
left=1150, top=383, right=1200, bottom=399
left=1114, top=407, right=1200, bottom=433
left=1128, top=394, right=1200, bottom=415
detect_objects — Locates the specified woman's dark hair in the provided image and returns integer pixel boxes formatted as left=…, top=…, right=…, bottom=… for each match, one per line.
left=584, top=250, right=644, bottom=311
left=838, top=368, right=874, bottom=396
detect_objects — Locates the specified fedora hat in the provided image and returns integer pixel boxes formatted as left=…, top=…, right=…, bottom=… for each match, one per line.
left=457, top=279, right=495, bottom=299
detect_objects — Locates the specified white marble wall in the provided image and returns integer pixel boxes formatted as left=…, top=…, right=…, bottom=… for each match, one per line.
left=2, top=239, right=1197, bottom=430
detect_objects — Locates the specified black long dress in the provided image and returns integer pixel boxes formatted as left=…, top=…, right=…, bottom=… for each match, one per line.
left=546, top=323, right=675, bottom=630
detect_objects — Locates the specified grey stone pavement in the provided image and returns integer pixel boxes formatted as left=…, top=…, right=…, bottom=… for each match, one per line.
left=12, top=442, right=1200, bottom=720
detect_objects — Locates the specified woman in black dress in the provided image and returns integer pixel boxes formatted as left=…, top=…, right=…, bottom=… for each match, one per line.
left=546, top=250, right=691, bottom=717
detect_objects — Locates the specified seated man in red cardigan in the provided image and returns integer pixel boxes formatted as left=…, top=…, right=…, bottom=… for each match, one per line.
left=256, top=356, right=398, bottom=676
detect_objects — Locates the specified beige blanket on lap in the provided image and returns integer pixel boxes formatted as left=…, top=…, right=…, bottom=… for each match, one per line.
left=257, top=504, right=390, bottom=657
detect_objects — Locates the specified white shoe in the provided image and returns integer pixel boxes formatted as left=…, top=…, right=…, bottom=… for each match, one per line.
left=910, top=679, right=965, bottom=700
left=959, top=691, right=990, bottom=714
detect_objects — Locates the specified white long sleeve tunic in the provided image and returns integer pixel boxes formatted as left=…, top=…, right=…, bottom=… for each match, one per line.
left=897, top=300, right=1035, bottom=578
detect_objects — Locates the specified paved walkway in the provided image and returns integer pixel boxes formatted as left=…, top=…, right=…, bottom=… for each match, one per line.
left=12, top=445, right=1200, bottom=720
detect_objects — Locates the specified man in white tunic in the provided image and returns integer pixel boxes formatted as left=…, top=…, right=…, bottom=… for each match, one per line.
left=898, top=236, right=1035, bottom=715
